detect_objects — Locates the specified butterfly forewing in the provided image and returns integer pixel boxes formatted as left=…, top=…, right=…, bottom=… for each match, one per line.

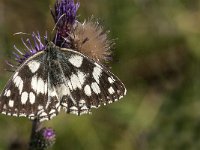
left=0, top=42, right=126, bottom=121
left=0, top=51, right=60, bottom=121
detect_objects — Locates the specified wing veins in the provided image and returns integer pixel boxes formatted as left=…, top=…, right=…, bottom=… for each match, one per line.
left=57, top=61, right=77, bottom=105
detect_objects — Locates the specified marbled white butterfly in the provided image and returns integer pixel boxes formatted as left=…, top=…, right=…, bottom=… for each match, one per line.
left=0, top=42, right=126, bottom=122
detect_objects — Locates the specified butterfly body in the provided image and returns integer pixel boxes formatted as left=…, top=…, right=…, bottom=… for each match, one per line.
left=0, top=42, right=126, bottom=122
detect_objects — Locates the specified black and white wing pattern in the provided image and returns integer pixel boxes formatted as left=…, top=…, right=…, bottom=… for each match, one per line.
left=0, top=42, right=126, bottom=122
left=0, top=51, right=60, bottom=122
left=58, top=47, right=126, bottom=115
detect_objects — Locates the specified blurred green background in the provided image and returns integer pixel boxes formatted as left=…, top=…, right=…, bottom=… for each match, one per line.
left=1, top=0, right=200, bottom=150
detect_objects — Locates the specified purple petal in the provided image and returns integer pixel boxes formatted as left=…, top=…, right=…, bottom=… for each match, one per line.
left=52, top=0, right=79, bottom=26
left=14, top=45, right=24, bottom=55
left=12, top=32, right=47, bottom=64
left=43, top=128, right=56, bottom=140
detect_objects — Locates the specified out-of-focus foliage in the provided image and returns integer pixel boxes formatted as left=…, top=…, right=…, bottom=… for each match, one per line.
left=0, top=0, right=200, bottom=150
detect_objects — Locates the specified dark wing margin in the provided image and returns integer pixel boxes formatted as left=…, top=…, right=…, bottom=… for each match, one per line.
left=0, top=51, right=60, bottom=122
left=58, top=47, right=127, bottom=115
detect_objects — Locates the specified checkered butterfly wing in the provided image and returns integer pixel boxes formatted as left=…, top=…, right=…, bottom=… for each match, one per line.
left=0, top=51, right=61, bottom=121
left=58, top=48, right=126, bottom=115
left=0, top=43, right=126, bottom=122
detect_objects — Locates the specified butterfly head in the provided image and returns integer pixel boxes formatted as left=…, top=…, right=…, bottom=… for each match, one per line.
left=46, top=41, right=56, bottom=49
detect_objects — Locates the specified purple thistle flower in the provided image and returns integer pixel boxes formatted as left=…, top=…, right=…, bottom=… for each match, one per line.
left=43, top=128, right=56, bottom=140
left=29, top=127, right=56, bottom=149
left=13, top=32, right=47, bottom=64
left=51, top=0, right=80, bottom=48
left=52, top=0, right=79, bottom=27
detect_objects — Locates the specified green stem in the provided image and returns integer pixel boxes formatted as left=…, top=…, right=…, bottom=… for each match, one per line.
left=28, top=119, right=41, bottom=150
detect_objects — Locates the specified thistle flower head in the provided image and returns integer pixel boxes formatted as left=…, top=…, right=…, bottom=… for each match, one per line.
left=53, top=0, right=79, bottom=26
left=52, top=0, right=80, bottom=47
left=29, top=127, right=56, bottom=150
left=71, top=20, right=113, bottom=63
left=13, top=32, right=47, bottom=65
left=43, top=128, right=56, bottom=140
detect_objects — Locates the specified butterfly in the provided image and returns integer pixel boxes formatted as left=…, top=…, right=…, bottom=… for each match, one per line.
left=0, top=42, right=126, bottom=122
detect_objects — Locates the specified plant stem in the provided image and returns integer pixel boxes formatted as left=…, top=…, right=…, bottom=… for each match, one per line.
left=28, top=119, right=41, bottom=150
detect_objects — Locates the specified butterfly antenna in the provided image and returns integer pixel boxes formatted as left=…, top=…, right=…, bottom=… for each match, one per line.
left=13, top=32, right=31, bottom=36
left=51, top=14, right=66, bottom=34
left=44, top=31, right=49, bottom=45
